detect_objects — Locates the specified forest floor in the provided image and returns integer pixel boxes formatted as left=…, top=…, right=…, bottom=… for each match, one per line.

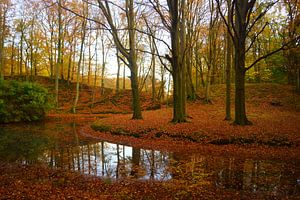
left=1, top=77, right=300, bottom=199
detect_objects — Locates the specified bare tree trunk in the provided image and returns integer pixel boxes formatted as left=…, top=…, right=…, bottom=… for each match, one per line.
left=10, top=35, right=15, bottom=77
left=225, top=0, right=232, bottom=121
left=296, top=68, right=300, bottom=93
left=116, top=49, right=121, bottom=94
left=19, top=30, right=24, bottom=77
left=50, top=30, right=54, bottom=79
left=0, top=10, right=5, bottom=80
left=128, top=0, right=142, bottom=119
left=92, top=31, right=99, bottom=107
left=151, top=47, right=156, bottom=102
left=55, top=0, right=62, bottom=108
left=73, top=17, right=87, bottom=114
left=166, top=0, right=187, bottom=123
left=87, top=23, right=92, bottom=85
left=98, top=0, right=142, bottom=119
left=123, top=65, right=126, bottom=91
left=100, top=36, right=105, bottom=95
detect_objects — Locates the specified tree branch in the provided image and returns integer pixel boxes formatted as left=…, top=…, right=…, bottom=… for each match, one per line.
left=245, top=36, right=300, bottom=71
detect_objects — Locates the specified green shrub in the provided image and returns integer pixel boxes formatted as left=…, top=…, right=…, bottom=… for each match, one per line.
left=0, top=80, right=53, bottom=123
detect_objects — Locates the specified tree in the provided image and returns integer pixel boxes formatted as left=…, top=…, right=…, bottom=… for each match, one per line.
left=72, top=1, right=87, bottom=114
left=149, top=0, right=188, bottom=122
left=97, top=0, right=142, bottom=119
left=0, top=0, right=11, bottom=80
left=283, top=0, right=300, bottom=92
left=55, top=0, right=63, bottom=108
left=216, top=0, right=297, bottom=125
left=204, top=0, right=221, bottom=103
left=225, top=0, right=232, bottom=121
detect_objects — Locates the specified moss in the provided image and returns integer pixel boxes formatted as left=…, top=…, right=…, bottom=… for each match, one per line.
left=91, top=124, right=112, bottom=132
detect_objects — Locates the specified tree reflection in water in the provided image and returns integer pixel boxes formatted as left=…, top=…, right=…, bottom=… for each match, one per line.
left=0, top=122, right=298, bottom=197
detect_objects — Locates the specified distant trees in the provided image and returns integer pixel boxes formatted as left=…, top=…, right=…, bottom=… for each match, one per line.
left=216, top=0, right=299, bottom=125
left=283, top=0, right=300, bottom=92
left=0, top=0, right=11, bottom=80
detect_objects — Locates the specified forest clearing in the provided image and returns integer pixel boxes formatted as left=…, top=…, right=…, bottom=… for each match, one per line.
left=0, top=78, right=299, bottom=199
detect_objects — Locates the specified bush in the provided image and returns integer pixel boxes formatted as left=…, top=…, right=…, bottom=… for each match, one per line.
left=0, top=79, right=53, bottom=123
left=91, top=123, right=112, bottom=132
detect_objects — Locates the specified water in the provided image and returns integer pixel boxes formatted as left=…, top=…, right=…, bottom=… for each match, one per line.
left=0, top=122, right=299, bottom=197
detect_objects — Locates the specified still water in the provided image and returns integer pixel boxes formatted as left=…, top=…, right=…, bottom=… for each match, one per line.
left=0, top=122, right=299, bottom=197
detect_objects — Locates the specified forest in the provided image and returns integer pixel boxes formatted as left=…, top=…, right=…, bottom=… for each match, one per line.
left=0, top=0, right=299, bottom=199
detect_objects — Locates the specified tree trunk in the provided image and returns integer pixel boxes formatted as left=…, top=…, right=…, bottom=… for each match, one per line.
left=234, top=35, right=249, bottom=124
left=116, top=49, right=120, bottom=94
left=233, top=0, right=251, bottom=125
left=73, top=18, right=86, bottom=114
left=296, top=68, right=300, bottom=93
left=20, top=31, right=24, bottom=77
left=234, top=67, right=249, bottom=125
left=225, top=0, right=232, bottom=121
left=129, top=61, right=143, bottom=119
left=151, top=44, right=156, bottom=102
left=128, top=0, right=142, bottom=119
left=100, top=36, right=105, bottom=95
left=50, top=30, right=54, bottom=79
left=168, top=0, right=186, bottom=123
left=55, top=0, right=62, bottom=108
left=0, top=11, right=5, bottom=80
left=98, top=0, right=142, bottom=119
left=92, top=31, right=99, bottom=107
left=123, top=65, right=126, bottom=91
left=10, top=36, right=15, bottom=77
left=87, top=27, right=92, bottom=85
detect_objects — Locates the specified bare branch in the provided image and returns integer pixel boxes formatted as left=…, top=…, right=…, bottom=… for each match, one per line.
left=245, top=22, right=269, bottom=53
left=246, top=36, right=300, bottom=71
left=246, top=0, right=278, bottom=35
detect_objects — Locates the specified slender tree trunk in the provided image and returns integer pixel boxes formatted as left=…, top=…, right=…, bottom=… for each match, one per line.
left=60, top=31, right=65, bottom=81
left=296, top=68, right=300, bottom=93
left=67, top=45, right=73, bottom=84
left=10, top=35, right=15, bottom=77
left=92, top=31, right=99, bottom=107
left=71, top=40, right=76, bottom=81
left=151, top=42, right=156, bottom=102
left=100, top=36, right=105, bottom=95
left=123, top=65, right=126, bottom=91
left=73, top=18, right=86, bottom=114
left=98, top=0, right=142, bottom=119
left=116, top=49, right=121, bottom=94
left=87, top=25, right=92, bottom=85
left=81, top=51, right=85, bottom=85
left=225, top=0, right=232, bottom=121
left=50, top=30, right=54, bottom=79
left=20, top=31, right=24, bottom=77
left=55, top=0, right=62, bottom=108
left=160, top=64, right=165, bottom=101
left=0, top=11, right=5, bottom=80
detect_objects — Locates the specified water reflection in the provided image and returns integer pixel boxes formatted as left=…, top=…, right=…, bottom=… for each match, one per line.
left=0, top=122, right=299, bottom=197
left=44, top=140, right=172, bottom=180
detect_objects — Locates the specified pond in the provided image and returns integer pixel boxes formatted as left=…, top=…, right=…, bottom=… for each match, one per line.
left=0, top=122, right=299, bottom=198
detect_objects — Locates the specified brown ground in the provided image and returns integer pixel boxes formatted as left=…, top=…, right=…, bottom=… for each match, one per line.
left=1, top=78, right=300, bottom=199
